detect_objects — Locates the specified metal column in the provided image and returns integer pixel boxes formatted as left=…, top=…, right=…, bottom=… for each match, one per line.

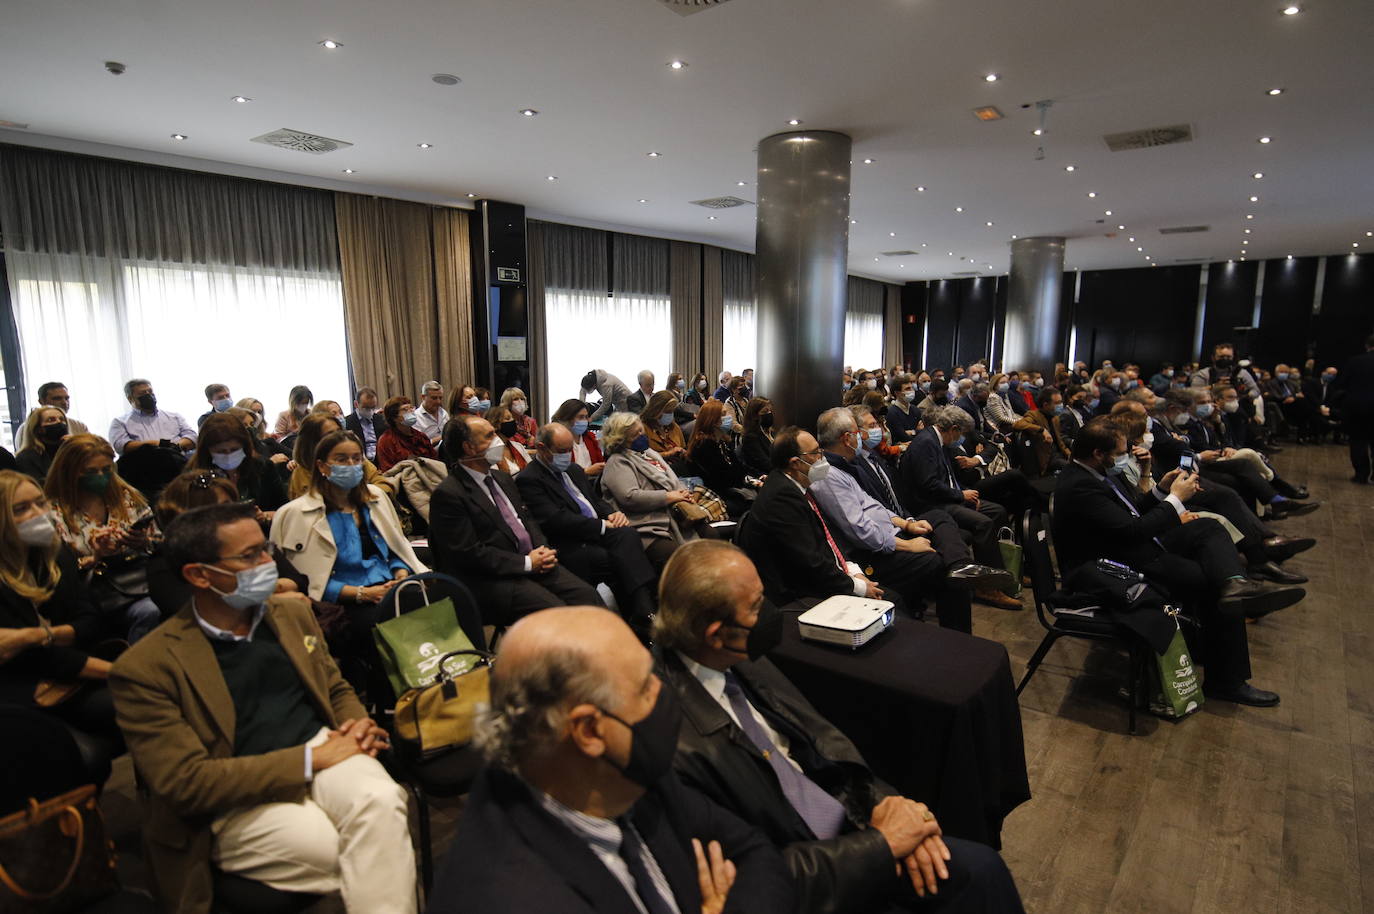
left=1004, top=236, right=1066, bottom=373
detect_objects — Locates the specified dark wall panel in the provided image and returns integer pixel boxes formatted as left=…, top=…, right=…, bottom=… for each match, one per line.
left=1073, top=265, right=1199, bottom=370
left=991, top=276, right=1008, bottom=369
left=956, top=276, right=995, bottom=366
left=1255, top=256, right=1316, bottom=368
left=900, top=282, right=926, bottom=371
left=1315, top=253, right=1374, bottom=370
left=925, top=279, right=960, bottom=371
left=1202, top=261, right=1258, bottom=354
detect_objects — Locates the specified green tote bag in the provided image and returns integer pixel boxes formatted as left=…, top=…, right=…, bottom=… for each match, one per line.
left=372, top=579, right=478, bottom=697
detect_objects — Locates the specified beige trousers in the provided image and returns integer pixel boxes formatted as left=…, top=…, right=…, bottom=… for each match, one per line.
left=211, top=728, right=417, bottom=913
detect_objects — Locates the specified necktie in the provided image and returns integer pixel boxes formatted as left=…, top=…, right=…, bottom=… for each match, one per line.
left=1104, top=476, right=1164, bottom=548
left=485, top=475, right=533, bottom=553
left=560, top=472, right=596, bottom=519
left=805, top=493, right=847, bottom=571
left=722, top=672, right=847, bottom=841
left=868, top=456, right=903, bottom=515
left=617, top=823, right=677, bottom=914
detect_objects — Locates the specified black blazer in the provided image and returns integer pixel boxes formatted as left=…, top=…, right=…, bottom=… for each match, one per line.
left=738, top=474, right=852, bottom=606
left=1183, top=418, right=1223, bottom=453
left=736, top=430, right=773, bottom=477
left=427, top=765, right=792, bottom=914
left=0, top=549, right=102, bottom=704
left=1093, top=387, right=1121, bottom=416
left=659, top=652, right=896, bottom=914
left=1145, top=417, right=1188, bottom=474
left=690, top=438, right=749, bottom=493
left=1336, top=350, right=1374, bottom=416
left=896, top=426, right=963, bottom=514
left=428, top=466, right=549, bottom=585
left=1051, top=462, right=1179, bottom=573
left=846, top=451, right=905, bottom=516
left=514, top=458, right=608, bottom=548
left=345, top=411, right=387, bottom=450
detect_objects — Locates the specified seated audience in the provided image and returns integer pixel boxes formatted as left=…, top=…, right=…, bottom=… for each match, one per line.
left=582, top=368, right=632, bottom=422
left=413, top=380, right=449, bottom=446
left=983, top=374, right=1018, bottom=431
left=273, top=384, right=315, bottom=439
left=1304, top=365, right=1342, bottom=439
left=712, top=369, right=735, bottom=402
left=111, top=502, right=415, bottom=913
left=516, top=423, right=659, bottom=631
left=15, top=405, right=70, bottom=483
left=600, top=412, right=697, bottom=571
left=685, top=372, right=711, bottom=407
left=428, top=415, right=601, bottom=626
left=15, top=382, right=89, bottom=451
left=737, top=396, right=776, bottom=476
left=642, top=390, right=688, bottom=465
left=1012, top=386, right=1071, bottom=477
left=723, top=375, right=751, bottom=434
left=0, top=469, right=123, bottom=789
left=375, top=395, right=438, bottom=472
left=626, top=369, right=656, bottom=413
left=108, top=378, right=196, bottom=455
left=448, top=384, right=478, bottom=417
left=655, top=540, right=1026, bottom=913
left=687, top=401, right=758, bottom=517
left=345, top=386, right=386, bottom=461
left=551, top=398, right=607, bottom=477
left=487, top=406, right=533, bottom=474
left=1059, top=385, right=1092, bottom=446
left=45, top=434, right=162, bottom=642
left=311, top=400, right=345, bottom=420
left=289, top=413, right=393, bottom=500
left=198, top=383, right=235, bottom=428
left=185, top=413, right=288, bottom=519
left=428, top=606, right=791, bottom=914
left=499, top=387, right=538, bottom=444
left=1053, top=418, right=1305, bottom=707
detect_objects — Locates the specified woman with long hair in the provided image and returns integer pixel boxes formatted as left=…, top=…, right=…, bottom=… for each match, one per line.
left=288, top=412, right=393, bottom=499
left=641, top=391, right=686, bottom=463
left=550, top=398, right=606, bottom=476
left=737, top=396, right=776, bottom=477
left=15, top=405, right=70, bottom=483
left=498, top=387, right=538, bottom=444
left=272, top=385, right=314, bottom=439
left=183, top=413, right=288, bottom=519
left=686, top=400, right=757, bottom=516
left=487, top=406, right=532, bottom=474
left=683, top=373, right=710, bottom=407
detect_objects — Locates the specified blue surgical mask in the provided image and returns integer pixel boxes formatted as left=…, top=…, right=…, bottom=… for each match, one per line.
left=1323, top=372, right=1336, bottom=383
left=466, top=396, right=480, bottom=410
left=658, top=412, right=675, bottom=426
left=863, top=427, right=883, bottom=450
left=211, top=448, right=246, bottom=471
left=204, top=559, right=278, bottom=611
left=212, top=397, right=233, bottom=412
left=550, top=451, right=573, bottom=472
left=572, top=419, right=589, bottom=437
left=1053, top=404, right=1066, bottom=416
left=1276, top=372, right=1290, bottom=381
left=328, top=463, right=365, bottom=490
left=1088, top=398, right=1101, bottom=410
left=952, top=435, right=965, bottom=449
left=477, top=399, right=491, bottom=411
left=1196, top=403, right=1215, bottom=418
left=402, top=411, right=420, bottom=427
left=630, top=433, right=651, bottom=452
left=1107, top=453, right=1132, bottom=476
left=720, top=414, right=735, bottom=431
left=920, top=382, right=931, bottom=392
left=903, top=391, right=916, bottom=403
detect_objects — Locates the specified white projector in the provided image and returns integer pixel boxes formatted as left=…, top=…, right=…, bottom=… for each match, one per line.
left=797, top=596, right=896, bottom=648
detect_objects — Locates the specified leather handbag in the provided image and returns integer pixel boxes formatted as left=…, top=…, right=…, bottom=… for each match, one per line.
left=0, top=786, right=118, bottom=913
left=393, top=649, right=495, bottom=759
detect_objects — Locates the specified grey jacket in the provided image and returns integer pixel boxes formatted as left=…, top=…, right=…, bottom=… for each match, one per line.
left=601, top=449, right=689, bottom=544
left=586, top=369, right=632, bottom=422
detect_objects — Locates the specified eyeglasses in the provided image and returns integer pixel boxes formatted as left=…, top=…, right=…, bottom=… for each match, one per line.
left=216, top=541, right=279, bottom=565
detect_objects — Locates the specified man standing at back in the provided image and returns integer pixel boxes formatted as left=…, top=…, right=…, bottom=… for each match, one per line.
left=1339, top=335, right=1374, bottom=483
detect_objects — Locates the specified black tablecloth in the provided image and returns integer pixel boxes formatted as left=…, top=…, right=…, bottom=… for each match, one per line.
left=769, top=610, right=1030, bottom=849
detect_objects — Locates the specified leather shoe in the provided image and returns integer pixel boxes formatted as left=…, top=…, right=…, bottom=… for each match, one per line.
left=1353, top=475, right=1372, bottom=485
left=947, top=563, right=1014, bottom=591
left=974, top=588, right=1023, bottom=611
left=1262, top=535, right=1315, bottom=563
left=1218, top=578, right=1305, bottom=619
left=1248, top=561, right=1308, bottom=585
left=1203, top=681, right=1280, bottom=707
left=1270, top=498, right=1320, bottom=518
left=1291, top=486, right=1310, bottom=499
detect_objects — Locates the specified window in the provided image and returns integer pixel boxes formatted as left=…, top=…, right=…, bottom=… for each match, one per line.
left=845, top=276, right=885, bottom=369
left=721, top=250, right=756, bottom=377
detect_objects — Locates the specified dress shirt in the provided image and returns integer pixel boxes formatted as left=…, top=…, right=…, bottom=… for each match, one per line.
left=536, top=791, right=681, bottom=914
left=1072, top=460, right=1184, bottom=517
left=785, top=475, right=868, bottom=596
left=108, top=409, right=196, bottom=453
left=678, top=653, right=803, bottom=775
left=322, top=506, right=409, bottom=602
left=461, top=465, right=533, bottom=572
left=353, top=411, right=379, bottom=459
left=413, top=405, right=448, bottom=445
left=809, top=457, right=898, bottom=554
left=552, top=464, right=607, bottom=534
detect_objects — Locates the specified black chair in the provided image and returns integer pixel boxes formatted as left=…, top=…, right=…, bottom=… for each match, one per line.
left=373, top=571, right=489, bottom=893
left=212, top=870, right=320, bottom=914
left=1015, top=508, right=1152, bottom=735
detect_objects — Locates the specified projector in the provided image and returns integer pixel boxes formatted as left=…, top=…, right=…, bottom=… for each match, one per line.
left=797, top=596, right=896, bottom=649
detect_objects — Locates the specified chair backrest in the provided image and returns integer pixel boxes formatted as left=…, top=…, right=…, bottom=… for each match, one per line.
left=377, top=571, right=487, bottom=651
left=1020, top=509, right=1059, bottom=632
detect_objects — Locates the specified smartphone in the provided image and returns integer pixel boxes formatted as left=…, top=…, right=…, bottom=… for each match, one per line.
left=129, top=514, right=156, bottom=532
left=1179, top=451, right=1196, bottom=475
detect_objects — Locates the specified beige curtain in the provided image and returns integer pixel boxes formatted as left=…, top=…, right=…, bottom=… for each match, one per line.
left=527, top=220, right=549, bottom=423
left=884, top=283, right=904, bottom=369
left=702, top=246, right=725, bottom=377
left=669, top=241, right=702, bottom=378
left=335, top=194, right=473, bottom=401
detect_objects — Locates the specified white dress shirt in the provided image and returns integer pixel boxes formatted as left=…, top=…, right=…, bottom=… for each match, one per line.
left=413, top=405, right=449, bottom=445
left=679, top=653, right=804, bottom=774
left=108, top=409, right=196, bottom=452
left=461, top=464, right=533, bottom=572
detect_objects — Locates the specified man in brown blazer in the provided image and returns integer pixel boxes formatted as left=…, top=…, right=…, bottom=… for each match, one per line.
left=109, top=502, right=416, bottom=914
left=1013, top=386, right=1071, bottom=477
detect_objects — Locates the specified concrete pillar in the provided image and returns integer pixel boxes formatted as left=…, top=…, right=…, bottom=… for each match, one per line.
left=754, top=130, right=852, bottom=432
left=1004, top=236, right=1066, bottom=373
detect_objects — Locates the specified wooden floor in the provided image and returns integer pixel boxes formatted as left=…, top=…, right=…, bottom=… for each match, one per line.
left=982, top=442, right=1373, bottom=914
left=99, top=442, right=1371, bottom=913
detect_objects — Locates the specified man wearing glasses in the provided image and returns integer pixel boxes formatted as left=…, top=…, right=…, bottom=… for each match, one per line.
left=109, top=502, right=416, bottom=914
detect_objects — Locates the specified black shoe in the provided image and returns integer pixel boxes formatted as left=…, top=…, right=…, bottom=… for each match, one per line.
left=1353, top=475, right=1372, bottom=485
left=947, top=563, right=1014, bottom=591
left=1218, top=578, right=1305, bottom=619
left=1203, top=681, right=1280, bottom=707
left=1265, top=444, right=1285, bottom=454
left=1248, top=561, right=1308, bottom=585
left=1291, top=486, right=1310, bottom=499
left=1270, top=499, right=1320, bottom=518
left=1262, top=535, right=1316, bottom=563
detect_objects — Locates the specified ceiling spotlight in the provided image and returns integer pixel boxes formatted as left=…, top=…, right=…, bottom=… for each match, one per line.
left=1367, top=231, right=1373, bottom=237
left=1087, top=192, right=1096, bottom=198
left=916, top=185, right=926, bottom=192
left=1117, top=224, right=1125, bottom=230
left=647, top=151, right=661, bottom=157
left=986, top=221, right=994, bottom=226
left=1250, top=195, right=1260, bottom=202
left=1247, top=213, right=1255, bottom=219
left=1032, top=128, right=1043, bottom=136
left=1252, top=172, right=1264, bottom=179
left=921, top=243, right=928, bottom=246
left=466, top=193, right=477, bottom=198
left=668, top=59, right=688, bottom=70
left=708, top=215, right=717, bottom=221
left=1287, top=254, right=1294, bottom=259
left=1281, top=4, right=1301, bottom=14
left=546, top=175, right=558, bottom=181
left=1010, top=235, right=1017, bottom=240
left=1258, top=136, right=1272, bottom=144
left=1267, top=87, right=1284, bottom=96
left=1244, top=229, right=1252, bottom=234
left=850, top=220, right=857, bottom=225
left=318, top=39, right=343, bottom=49
left=1129, top=236, right=1136, bottom=242
left=638, top=198, right=648, bottom=203
left=955, top=206, right=963, bottom=213
left=898, top=264, right=905, bottom=269
left=170, top=133, right=187, bottom=141
left=519, top=108, right=539, bottom=117
left=889, top=232, right=896, bottom=237
left=984, top=73, right=1000, bottom=82
left=1137, top=246, right=1143, bottom=252
left=737, top=181, right=747, bottom=186
left=862, top=158, right=874, bottom=164
left=787, top=118, right=802, bottom=126
left=417, top=142, right=432, bottom=149
left=1243, top=240, right=1249, bottom=245
left=1105, top=210, right=1113, bottom=216
left=875, top=257, right=880, bottom=262
left=1065, top=165, right=1076, bottom=172
left=341, top=168, right=356, bottom=174
left=948, top=252, right=954, bottom=256
left=231, top=95, right=252, bottom=103
left=432, top=74, right=461, bottom=85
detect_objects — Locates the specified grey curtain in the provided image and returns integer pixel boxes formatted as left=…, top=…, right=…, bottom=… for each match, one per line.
left=612, top=232, right=669, bottom=296
left=884, top=282, right=904, bottom=369
left=669, top=241, right=701, bottom=378
left=527, top=220, right=549, bottom=422
left=702, top=246, right=725, bottom=377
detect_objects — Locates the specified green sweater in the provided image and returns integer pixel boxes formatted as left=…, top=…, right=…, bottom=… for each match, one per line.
left=209, top=623, right=326, bottom=758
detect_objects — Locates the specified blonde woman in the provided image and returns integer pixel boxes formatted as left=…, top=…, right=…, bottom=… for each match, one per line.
left=15, top=405, right=70, bottom=483
left=599, top=412, right=694, bottom=570
left=498, top=387, right=538, bottom=444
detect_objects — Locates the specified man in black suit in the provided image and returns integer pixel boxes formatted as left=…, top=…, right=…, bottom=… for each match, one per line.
left=653, top=540, right=1025, bottom=914
left=736, top=426, right=890, bottom=610
left=1053, top=417, right=1306, bottom=706
left=1301, top=365, right=1342, bottom=440
left=427, top=606, right=792, bottom=914
left=344, top=387, right=387, bottom=462
left=1337, top=336, right=1374, bottom=482
left=896, top=407, right=1020, bottom=610
left=428, top=415, right=602, bottom=626
left=626, top=370, right=656, bottom=414
left=516, top=422, right=659, bottom=632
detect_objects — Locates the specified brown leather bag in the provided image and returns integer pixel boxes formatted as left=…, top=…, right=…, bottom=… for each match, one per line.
left=0, top=785, right=118, bottom=913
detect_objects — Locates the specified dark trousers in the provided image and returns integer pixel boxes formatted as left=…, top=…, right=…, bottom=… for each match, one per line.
left=884, top=834, right=1025, bottom=913
left=916, top=508, right=973, bottom=567
left=1350, top=410, right=1374, bottom=481
left=1142, top=518, right=1251, bottom=685
left=644, top=536, right=679, bottom=572
left=1185, top=480, right=1271, bottom=561
left=974, top=469, right=1043, bottom=519
left=474, top=567, right=604, bottom=627
left=860, top=547, right=947, bottom=617
left=945, top=500, right=1008, bottom=569
left=1202, top=460, right=1277, bottom=508
left=556, top=526, right=659, bottom=622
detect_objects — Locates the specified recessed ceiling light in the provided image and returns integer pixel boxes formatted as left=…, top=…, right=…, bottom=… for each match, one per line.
left=1105, top=210, right=1113, bottom=216
left=547, top=175, right=558, bottom=181
left=1287, top=254, right=1294, bottom=259
left=231, top=95, right=252, bottom=103
left=638, top=198, right=648, bottom=203
left=916, top=185, right=926, bottom=192
left=1032, top=128, right=1043, bottom=136
left=1281, top=5, right=1301, bottom=14
left=1243, top=240, right=1249, bottom=245
left=955, top=206, right=963, bottom=213
left=948, top=251, right=954, bottom=256
left=862, top=158, right=874, bottom=164
left=342, top=168, right=356, bottom=174
left=850, top=220, right=857, bottom=225
left=1258, top=136, right=1272, bottom=144
left=921, top=243, right=928, bottom=247
left=708, top=215, right=717, bottom=220
left=889, top=232, right=896, bottom=237
left=874, top=257, right=880, bottom=262
left=986, top=221, right=994, bottom=226
left=432, top=74, right=461, bottom=86
left=520, top=108, right=539, bottom=117
left=1267, top=87, right=1284, bottom=96
left=1250, top=195, right=1260, bottom=202
left=668, top=59, right=688, bottom=70
left=466, top=193, right=477, bottom=198
left=1366, top=231, right=1373, bottom=237
left=1252, top=172, right=1264, bottom=179
left=1129, top=236, right=1136, bottom=242
left=318, top=39, right=343, bottom=49
left=898, top=264, right=904, bottom=268
left=737, top=181, right=748, bottom=186
left=417, top=142, right=432, bottom=149
left=1246, top=214, right=1255, bottom=219
left=787, top=118, right=802, bottom=126
left=170, top=133, right=187, bottom=141
left=1117, top=224, right=1125, bottom=230
left=1245, top=228, right=1252, bottom=234
left=1087, top=192, right=1096, bottom=198
left=1145, top=255, right=1151, bottom=260
left=1137, top=246, right=1143, bottom=252
left=984, top=73, right=1000, bottom=82
left=647, top=151, right=661, bottom=158
left=1065, top=165, right=1076, bottom=172
left=1010, top=235, right=1017, bottom=240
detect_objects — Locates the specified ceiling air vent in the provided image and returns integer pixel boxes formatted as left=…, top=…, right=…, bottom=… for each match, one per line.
left=953, top=271, right=982, bottom=276
left=1159, top=225, right=1210, bottom=235
left=690, top=196, right=752, bottom=209
left=658, top=0, right=734, bottom=16
left=881, top=250, right=920, bottom=257
left=251, top=128, right=354, bottom=155
left=1103, top=123, right=1193, bottom=152
left=1174, top=258, right=1210, bottom=263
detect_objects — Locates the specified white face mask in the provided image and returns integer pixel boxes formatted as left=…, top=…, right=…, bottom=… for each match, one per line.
left=17, top=514, right=56, bottom=548
left=1222, top=400, right=1241, bottom=413
left=864, top=379, right=877, bottom=390
left=511, top=400, right=527, bottom=415
left=804, top=454, right=830, bottom=485
left=1141, top=432, right=1155, bottom=450
left=483, top=439, right=506, bottom=466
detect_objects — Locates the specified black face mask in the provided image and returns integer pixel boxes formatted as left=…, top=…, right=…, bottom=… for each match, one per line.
left=1214, top=357, right=1233, bottom=372
left=39, top=422, right=68, bottom=443
left=600, top=685, right=682, bottom=788
left=499, top=419, right=518, bottom=438
left=723, top=600, right=784, bottom=661
left=136, top=393, right=157, bottom=411
left=932, top=394, right=948, bottom=405
left=759, top=413, right=774, bottom=430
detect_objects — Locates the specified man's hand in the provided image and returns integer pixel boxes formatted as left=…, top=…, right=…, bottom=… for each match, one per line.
left=1041, top=429, right=1053, bottom=443
left=606, top=511, right=631, bottom=529
left=954, top=456, right=980, bottom=470
left=1169, top=471, right=1201, bottom=502
left=311, top=730, right=363, bottom=772
left=961, top=489, right=980, bottom=507
left=529, top=546, right=559, bottom=573
left=1179, top=511, right=1200, bottom=524
left=1159, top=468, right=1182, bottom=489
left=1199, top=450, right=1220, bottom=463
left=1132, top=446, right=1152, bottom=462
left=337, top=717, right=391, bottom=757
left=693, top=838, right=735, bottom=914
left=896, top=536, right=935, bottom=555
left=906, top=518, right=933, bottom=536
left=861, top=577, right=885, bottom=600
left=903, top=835, right=952, bottom=899
left=1221, top=447, right=1237, bottom=459
left=869, top=796, right=941, bottom=862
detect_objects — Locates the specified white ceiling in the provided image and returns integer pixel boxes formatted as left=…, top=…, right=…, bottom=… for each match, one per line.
left=3, top=0, right=1372, bottom=282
